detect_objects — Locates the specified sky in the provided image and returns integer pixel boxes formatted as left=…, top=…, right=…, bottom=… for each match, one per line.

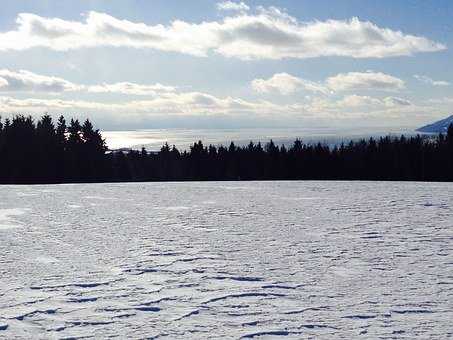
left=0, top=0, right=452, bottom=131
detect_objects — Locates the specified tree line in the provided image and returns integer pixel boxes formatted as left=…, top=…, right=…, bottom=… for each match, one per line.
left=1, top=114, right=453, bottom=184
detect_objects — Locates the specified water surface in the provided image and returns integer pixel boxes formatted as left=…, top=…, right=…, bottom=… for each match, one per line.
left=102, top=127, right=415, bottom=150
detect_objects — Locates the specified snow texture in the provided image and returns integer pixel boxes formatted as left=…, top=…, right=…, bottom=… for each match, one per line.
left=0, top=181, right=452, bottom=339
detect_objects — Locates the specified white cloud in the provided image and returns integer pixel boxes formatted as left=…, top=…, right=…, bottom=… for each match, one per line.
left=0, top=11, right=445, bottom=60
left=252, top=71, right=404, bottom=95
left=0, top=67, right=419, bottom=126
left=426, top=97, right=453, bottom=104
left=0, top=69, right=82, bottom=93
left=0, top=69, right=179, bottom=96
left=88, top=82, right=177, bottom=95
left=414, top=74, right=450, bottom=86
left=326, top=71, right=405, bottom=92
left=0, top=92, right=291, bottom=117
left=0, top=90, right=433, bottom=129
left=308, top=94, right=413, bottom=114
left=217, top=1, right=250, bottom=12
left=0, top=96, right=116, bottom=111
left=383, top=96, right=412, bottom=107
left=309, top=95, right=383, bottom=113
left=0, top=77, right=8, bottom=88
left=252, top=73, right=328, bottom=95
left=337, top=94, right=383, bottom=107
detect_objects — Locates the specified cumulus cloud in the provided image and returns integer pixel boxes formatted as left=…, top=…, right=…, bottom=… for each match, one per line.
left=326, top=71, right=405, bottom=92
left=217, top=1, right=250, bottom=12
left=88, top=82, right=176, bottom=95
left=0, top=69, right=180, bottom=96
left=0, top=11, right=445, bottom=60
left=0, top=70, right=295, bottom=115
left=252, top=73, right=328, bottom=95
left=336, top=94, right=382, bottom=107
left=414, top=74, right=450, bottom=86
left=252, top=71, right=404, bottom=95
left=0, top=69, right=82, bottom=93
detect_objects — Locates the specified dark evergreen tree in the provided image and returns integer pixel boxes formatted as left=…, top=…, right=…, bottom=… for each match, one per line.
left=0, top=114, right=453, bottom=184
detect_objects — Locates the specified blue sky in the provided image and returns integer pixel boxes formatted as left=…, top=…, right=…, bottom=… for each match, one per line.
left=0, top=0, right=451, bottom=130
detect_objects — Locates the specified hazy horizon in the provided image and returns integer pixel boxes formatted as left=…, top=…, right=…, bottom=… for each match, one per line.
left=102, top=125, right=419, bottom=150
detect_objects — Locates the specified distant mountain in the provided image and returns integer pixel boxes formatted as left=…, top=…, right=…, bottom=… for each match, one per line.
left=417, top=115, right=453, bottom=133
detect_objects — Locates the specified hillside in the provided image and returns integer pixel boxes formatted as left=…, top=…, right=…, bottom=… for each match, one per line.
left=417, top=115, right=453, bottom=133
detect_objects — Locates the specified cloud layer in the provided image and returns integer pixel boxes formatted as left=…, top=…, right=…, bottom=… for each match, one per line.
left=311, top=95, right=411, bottom=112
left=0, top=68, right=406, bottom=99
left=0, top=91, right=416, bottom=121
left=414, top=74, right=450, bottom=86
left=0, top=68, right=415, bottom=120
left=326, top=71, right=405, bottom=92
left=252, top=72, right=328, bottom=94
left=0, top=68, right=438, bottom=129
left=0, top=93, right=290, bottom=118
left=0, top=69, right=178, bottom=96
left=0, top=10, right=445, bottom=60
left=87, top=82, right=177, bottom=95
left=0, top=69, right=82, bottom=93
left=217, top=1, right=250, bottom=12
left=252, top=71, right=405, bottom=95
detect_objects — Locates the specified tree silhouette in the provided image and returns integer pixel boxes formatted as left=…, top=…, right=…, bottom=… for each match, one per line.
left=0, top=114, right=453, bottom=184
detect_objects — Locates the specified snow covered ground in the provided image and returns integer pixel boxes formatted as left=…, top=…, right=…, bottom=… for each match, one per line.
left=0, top=181, right=452, bottom=339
